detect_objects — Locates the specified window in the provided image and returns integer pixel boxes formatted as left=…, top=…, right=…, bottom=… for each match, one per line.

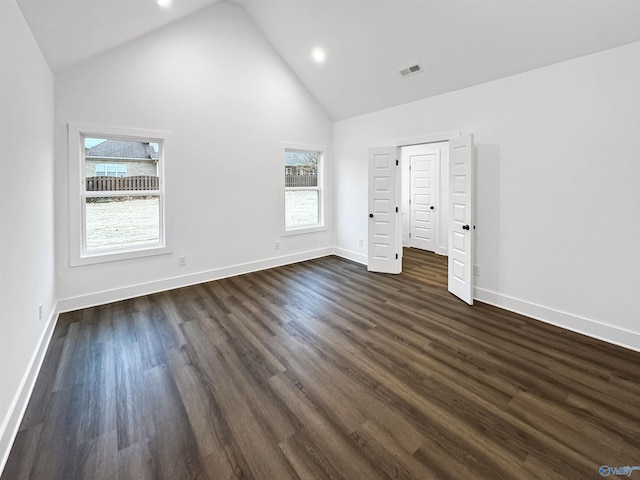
left=283, top=145, right=325, bottom=233
left=96, top=164, right=126, bottom=177
left=69, top=123, right=170, bottom=265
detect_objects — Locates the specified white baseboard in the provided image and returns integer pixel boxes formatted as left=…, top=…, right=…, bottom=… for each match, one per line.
left=333, top=247, right=367, bottom=265
left=474, top=287, right=640, bottom=353
left=57, top=247, right=335, bottom=313
left=0, top=302, right=59, bottom=476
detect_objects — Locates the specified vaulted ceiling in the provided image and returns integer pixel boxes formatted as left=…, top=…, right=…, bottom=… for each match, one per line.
left=16, top=0, right=640, bottom=120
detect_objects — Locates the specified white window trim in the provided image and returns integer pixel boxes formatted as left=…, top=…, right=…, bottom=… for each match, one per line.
left=281, top=142, right=327, bottom=236
left=68, top=122, right=172, bottom=266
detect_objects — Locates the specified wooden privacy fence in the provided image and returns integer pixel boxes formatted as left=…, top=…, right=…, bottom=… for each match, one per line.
left=86, top=175, right=159, bottom=192
left=285, top=174, right=318, bottom=188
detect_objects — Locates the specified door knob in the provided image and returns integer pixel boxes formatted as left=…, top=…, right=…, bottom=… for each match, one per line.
left=369, top=213, right=374, bottom=218
left=462, top=225, right=470, bottom=230
left=430, top=206, right=434, bottom=210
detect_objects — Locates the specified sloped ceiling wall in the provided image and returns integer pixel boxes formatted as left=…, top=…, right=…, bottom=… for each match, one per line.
left=17, top=0, right=640, bottom=120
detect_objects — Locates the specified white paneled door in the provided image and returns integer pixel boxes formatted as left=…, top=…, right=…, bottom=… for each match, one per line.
left=448, top=134, right=475, bottom=304
left=368, top=147, right=401, bottom=274
left=404, top=145, right=439, bottom=252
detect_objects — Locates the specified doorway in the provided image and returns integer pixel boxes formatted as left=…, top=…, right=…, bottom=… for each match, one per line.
left=368, top=134, right=475, bottom=305
left=401, top=142, right=449, bottom=256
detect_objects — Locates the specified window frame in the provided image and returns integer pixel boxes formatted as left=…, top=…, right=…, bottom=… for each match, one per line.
left=282, top=143, right=327, bottom=236
left=68, top=123, right=171, bottom=266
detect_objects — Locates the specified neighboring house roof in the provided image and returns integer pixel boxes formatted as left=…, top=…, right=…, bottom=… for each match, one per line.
left=86, top=139, right=158, bottom=160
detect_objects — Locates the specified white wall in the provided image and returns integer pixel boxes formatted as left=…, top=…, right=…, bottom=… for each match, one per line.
left=55, top=2, right=333, bottom=307
left=0, top=0, right=56, bottom=470
left=335, top=41, right=640, bottom=351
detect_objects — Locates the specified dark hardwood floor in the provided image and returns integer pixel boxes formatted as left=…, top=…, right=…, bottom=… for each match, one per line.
left=3, top=248, right=640, bottom=480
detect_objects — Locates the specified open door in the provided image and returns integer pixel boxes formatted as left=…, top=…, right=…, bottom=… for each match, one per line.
left=368, top=147, right=401, bottom=274
left=448, top=134, right=475, bottom=304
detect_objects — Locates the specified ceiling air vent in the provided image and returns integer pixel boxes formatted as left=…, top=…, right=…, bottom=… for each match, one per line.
left=399, top=63, right=423, bottom=79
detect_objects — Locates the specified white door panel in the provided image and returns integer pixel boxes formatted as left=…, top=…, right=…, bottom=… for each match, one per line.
left=448, top=134, right=475, bottom=305
left=403, top=145, right=440, bottom=252
left=368, top=147, right=401, bottom=274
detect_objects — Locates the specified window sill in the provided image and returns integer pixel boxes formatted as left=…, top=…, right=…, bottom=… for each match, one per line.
left=70, top=244, right=172, bottom=267
left=281, top=225, right=327, bottom=237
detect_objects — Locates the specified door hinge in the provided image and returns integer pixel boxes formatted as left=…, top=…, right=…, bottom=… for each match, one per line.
left=396, top=159, right=399, bottom=166
left=409, top=199, right=411, bottom=204
left=409, top=233, right=411, bottom=238
left=409, top=165, right=411, bottom=170
left=395, top=253, right=398, bottom=259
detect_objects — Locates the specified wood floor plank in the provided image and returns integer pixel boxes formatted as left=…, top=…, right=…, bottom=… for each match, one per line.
left=76, top=429, right=118, bottom=480
left=117, top=440, right=156, bottom=480
left=181, top=319, right=297, bottom=480
left=3, top=248, right=640, bottom=480
left=113, top=337, right=148, bottom=451
left=166, top=348, right=238, bottom=480
left=18, top=332, right=65, bottom=431
left=269, top=372, right=386, bottom=480
left=141, top=364, right=204, bottom=480
left=351, top=420, right=438, bottom=480
left=1, top=424, right=42, bottom=480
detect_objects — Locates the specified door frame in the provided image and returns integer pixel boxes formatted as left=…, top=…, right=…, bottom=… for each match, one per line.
left=394, top=131, right=475, bottom=303
left=368, top=131, right=471, bottom=265
left=396, top=132, right=460, bottom=252
left=401, top=142, right=449, bottom=255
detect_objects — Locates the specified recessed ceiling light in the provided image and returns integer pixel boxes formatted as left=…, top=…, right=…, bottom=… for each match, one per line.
left=311, top=47, right=326, bottom=64
left=156, top=0, right=171, bottom=7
